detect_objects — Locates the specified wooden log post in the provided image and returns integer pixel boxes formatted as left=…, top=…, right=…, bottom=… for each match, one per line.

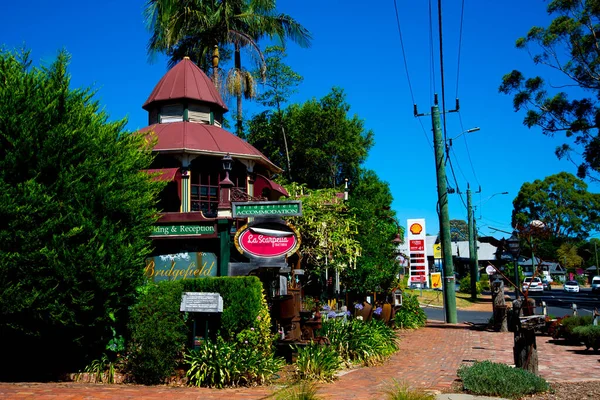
left=511, top=299, right=544, bottom=375
left=491, top=278, right=507, bottom=332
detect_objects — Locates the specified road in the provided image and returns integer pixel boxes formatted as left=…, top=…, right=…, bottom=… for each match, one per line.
left=423, top=288, right=600, bottom=323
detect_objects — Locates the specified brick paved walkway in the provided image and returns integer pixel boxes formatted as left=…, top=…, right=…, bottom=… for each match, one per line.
left=1, top=320, right=599, bottom=399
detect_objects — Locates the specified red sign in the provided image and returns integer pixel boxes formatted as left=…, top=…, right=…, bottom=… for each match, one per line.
left=409, top=240, right=424, bottom=251
left=235, top=224, right=300, bottom=258
left=409, top=223, right=423, bottom=235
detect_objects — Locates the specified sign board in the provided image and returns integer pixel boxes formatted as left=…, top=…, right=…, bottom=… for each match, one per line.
left=151, top=224, right=215, bottom=237
left=486, top=265, right=497, bottom=275
left=407, top=218, right=430, bottom=286
left=180, top=292, right=223, bottom=313
left=145, top=252, right=217, bottom=282
left=431, top=272, right=442, bottom=289
left=234, top=222, right=301, bottom=258
left=433, top=243, right=442, bottom=259
left=232, top=201, right=302, bottom=218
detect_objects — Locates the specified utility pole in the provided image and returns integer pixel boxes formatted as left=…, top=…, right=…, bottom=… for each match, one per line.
left=467, top=185, right=477, bottom=299
left=415, top=94, right=457, bottom=323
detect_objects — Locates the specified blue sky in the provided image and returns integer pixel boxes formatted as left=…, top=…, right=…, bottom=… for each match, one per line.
left=2, top=0, right=594, bottom=240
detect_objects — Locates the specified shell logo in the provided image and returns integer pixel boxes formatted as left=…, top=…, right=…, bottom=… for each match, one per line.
left=409, top=223, right=423, bottom=235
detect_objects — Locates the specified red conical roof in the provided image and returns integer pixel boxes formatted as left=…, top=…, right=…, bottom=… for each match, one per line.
left=142, top=57, right=228, bottom=112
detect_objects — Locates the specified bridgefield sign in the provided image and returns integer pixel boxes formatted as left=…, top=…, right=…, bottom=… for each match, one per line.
left=151, top=224, right=215, bottom=237
left=232, top=201, right=302, bottom=218
left=145, top=252, right=217, bottom=282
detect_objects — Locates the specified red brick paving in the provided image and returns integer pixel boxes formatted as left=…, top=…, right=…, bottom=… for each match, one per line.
left=1, top=319, right=599, bottom=399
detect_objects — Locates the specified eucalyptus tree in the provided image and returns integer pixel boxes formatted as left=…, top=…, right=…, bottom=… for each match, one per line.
left=145, top=0, right=311, bottom=137
left=499, top=0, right=600, bottom=180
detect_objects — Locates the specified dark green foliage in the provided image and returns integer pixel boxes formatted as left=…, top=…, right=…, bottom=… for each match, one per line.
left=572, top=325, right=600, bottom=351
left=294, top=342, right=341, bottom=382
left=383, top=379, right=436, bottom=400
left=126, top=277, right=273, bottom=383
left=0, top=49, right=163, bottom=378
left=499, top=1, right=600, bottom=180
left=185, top=337, right=284, bottom=387
left=394, top=294, right=427, bottom=329
left=345, top=169, right=401, bottom=293
left=458, top=360, right=549, bottom=399
left=512, top=172, right=600, bottom=240
left=248, top=88, right=374, bottom=188
left=319, top=319, right=399, bottom=366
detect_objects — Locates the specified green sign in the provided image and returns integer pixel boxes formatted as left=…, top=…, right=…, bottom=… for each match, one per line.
left=232, top=201, right=302, bottom=218
left=151, top=224, right=215, bottom=236
left=145, top=252, right=217, bottom=282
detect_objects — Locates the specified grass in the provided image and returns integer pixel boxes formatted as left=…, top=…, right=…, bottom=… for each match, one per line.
left=404, top=289, right=488, bottom=309
left=382, top=380, right=436, bottom=400
left=272, top=381, right=322, bottom=400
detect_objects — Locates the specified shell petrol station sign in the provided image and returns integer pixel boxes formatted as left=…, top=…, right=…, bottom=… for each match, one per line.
left=407, top=218, right=429, bottom=287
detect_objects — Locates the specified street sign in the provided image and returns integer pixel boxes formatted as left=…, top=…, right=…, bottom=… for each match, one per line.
left=231, top=201, right=302, bottom=218
left=431, top=272, right=442, bottom=289
left=433, top=243, right=442, bottom=259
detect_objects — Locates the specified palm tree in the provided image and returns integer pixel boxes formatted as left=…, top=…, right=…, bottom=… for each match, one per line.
left=145, top=0, right=311, bottom=137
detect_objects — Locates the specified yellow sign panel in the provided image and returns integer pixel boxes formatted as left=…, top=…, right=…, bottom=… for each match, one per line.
left=431, top=272, right=442, bottom=289
left=433, top=244, right=442, bottom=259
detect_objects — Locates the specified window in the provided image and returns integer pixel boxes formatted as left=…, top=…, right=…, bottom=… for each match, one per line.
left=160, top=104, right=184, bottom=123
left=188, top=104, right=211, bottom=124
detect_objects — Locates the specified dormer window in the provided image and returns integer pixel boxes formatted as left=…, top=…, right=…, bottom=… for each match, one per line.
left=160, top=104, right=184, bottom=123
left=189, top=104, right=211, bottom=124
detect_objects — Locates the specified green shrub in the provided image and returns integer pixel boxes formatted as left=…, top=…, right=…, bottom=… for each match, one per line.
left=383, top=379, right=435, bottom=400
left=185, top=337, right=283, bottom=387
left=479, top=274, right=490, bottom=292
left=320, top=318, right=398, bottom=366
left=394, top=294, right=427, bottom=329
left=127, top=276, right=273, bottom=384
left=458, top=274, right=483, bottom=294
left=572, top=325, right=600, bottom=351
left=127, top=282, right=188, bottom=384
left=458, top=361, right=549, bottom=399
left=557, top=315, right=593, bottom=341
left=294, top=342, right=341, bottom=382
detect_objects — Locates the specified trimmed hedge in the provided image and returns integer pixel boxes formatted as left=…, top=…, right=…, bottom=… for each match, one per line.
left=127, top=276, right=272, bottom=384
left=572, top=325, right=600, bottom=351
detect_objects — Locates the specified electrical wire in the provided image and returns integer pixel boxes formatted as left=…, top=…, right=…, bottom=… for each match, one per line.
left=457, top=111, right=481, bottom=188
left=437, top=0, right=449, bottom=143
left=455, top=0, right=465, bottom=99
left=392, top=0, right=433, bottom=150
left=429, top=0, right=436, bottom=102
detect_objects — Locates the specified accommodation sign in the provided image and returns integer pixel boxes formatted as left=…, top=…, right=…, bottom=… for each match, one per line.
left=145, top=252, right=217, bottom=282
left=232, top=201, right=302, bottom=218
left=151, top=224, right=215, bottom=237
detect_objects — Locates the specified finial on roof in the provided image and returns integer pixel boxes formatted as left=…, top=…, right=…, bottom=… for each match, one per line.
left=183, top=56, right=190, bottom=60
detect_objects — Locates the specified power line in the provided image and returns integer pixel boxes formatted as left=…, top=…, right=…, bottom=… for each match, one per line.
left=437, top=0, right=449, bottom=144
left=393, top=0, right=433, bottom=150
left=457, top=111, right=481, bottom=187
left=455, top=0, right=465, bottom=99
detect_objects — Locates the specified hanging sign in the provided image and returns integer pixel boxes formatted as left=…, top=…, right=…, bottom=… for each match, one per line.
left=232, top=201, right=302, bottom=218
left=234, top=222, right=300, bottom=258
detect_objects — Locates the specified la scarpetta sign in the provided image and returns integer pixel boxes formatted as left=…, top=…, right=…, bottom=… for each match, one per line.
left=234, top=221, right=301, bottom=259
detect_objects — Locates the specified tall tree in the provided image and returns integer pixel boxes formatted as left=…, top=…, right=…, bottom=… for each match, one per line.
left=449, top=219, right=469, bottom=241
left=512, top=172, right=600, bottom=240
left=345, top=169, right=402, bottom=293
left=499, top=0, right=600, bottom=180
left=145, top=0, right=311, bottom=137
left=248, top=87, right=374, bottom=187
left=254, top=45, right=303, bottom=178
left=0, top=49, right=164, bottom=378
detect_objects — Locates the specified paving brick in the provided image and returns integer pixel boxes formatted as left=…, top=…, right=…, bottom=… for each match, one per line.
left=1, top=319, right=598, bottom=399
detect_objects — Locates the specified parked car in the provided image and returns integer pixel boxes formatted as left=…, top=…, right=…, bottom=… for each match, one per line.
left=564, top=280, right=580, bottom=293
left=542, top=279, right=552, bottom=291
left=592, top=276, right=600, bottom=293
left=522, top=277, right=544, bottom=292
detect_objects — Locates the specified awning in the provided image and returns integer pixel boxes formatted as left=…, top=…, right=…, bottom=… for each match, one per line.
left=254, top=174, right=289, bottom=199
left=144, top=168, right=180, bottom=182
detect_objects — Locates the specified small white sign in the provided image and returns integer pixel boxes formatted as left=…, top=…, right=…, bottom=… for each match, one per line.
left=180, top=292, right=223, bottom=313
left=486, top=265, right=497, bottom=275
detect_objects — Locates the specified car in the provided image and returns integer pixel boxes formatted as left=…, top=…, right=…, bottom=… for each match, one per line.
left=592, top=276, right=600, bottom=293
left=542, top=279, right=552, bottom=291
left=522, top=277, right=544, bottom=292
left=564, top=280, right=580, bottom=293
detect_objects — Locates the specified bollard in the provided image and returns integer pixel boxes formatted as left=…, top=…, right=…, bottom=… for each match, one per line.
left=572, top=303, right=577, bottom=317
left=511, top=298, right=542, bottom=375
left=541, top=301, right=547, bottom=317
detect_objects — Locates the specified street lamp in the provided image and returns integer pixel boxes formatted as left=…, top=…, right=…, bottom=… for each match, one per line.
left=447, top=127, right=480, bottom=147
left=507, top=232, right=521, bottom=299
